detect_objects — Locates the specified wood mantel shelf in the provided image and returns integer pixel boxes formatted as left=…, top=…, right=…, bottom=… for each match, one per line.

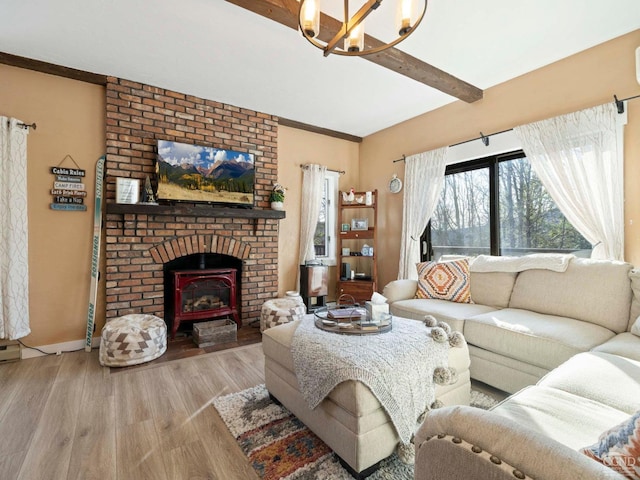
left=106, top=203, right=286, bottom=219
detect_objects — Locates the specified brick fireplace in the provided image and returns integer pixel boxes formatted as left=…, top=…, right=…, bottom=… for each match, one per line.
left=103, top=77, right=282, bottom=330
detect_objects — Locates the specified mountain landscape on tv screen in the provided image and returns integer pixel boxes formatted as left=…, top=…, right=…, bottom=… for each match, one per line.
left=156, top=140, right=255, bottom=205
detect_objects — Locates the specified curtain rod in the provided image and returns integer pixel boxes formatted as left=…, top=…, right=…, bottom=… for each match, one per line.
left=392, top=129, right=512, bottom=163
left=6, top=120, right=37, bottom=130
left=299, top=164, right=345, bottom=175
left=392, top=94, right=639, bottom=163
left=614, top=93, right=640, bottom=114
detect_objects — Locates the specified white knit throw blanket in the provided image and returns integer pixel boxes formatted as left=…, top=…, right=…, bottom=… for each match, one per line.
left=291, top=315, right=449, bottom=446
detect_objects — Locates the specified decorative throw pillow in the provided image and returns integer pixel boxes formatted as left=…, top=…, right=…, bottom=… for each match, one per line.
left=580, top=410, right=640, bottom=479
left=415, top=258, right=471, bottom=303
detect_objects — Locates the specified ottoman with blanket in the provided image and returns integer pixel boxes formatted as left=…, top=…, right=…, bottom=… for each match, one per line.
left=261, top=314, right=470, bottom=477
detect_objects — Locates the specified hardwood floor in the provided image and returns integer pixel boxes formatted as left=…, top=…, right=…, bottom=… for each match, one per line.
left=0, top=343, right=265, bottom=480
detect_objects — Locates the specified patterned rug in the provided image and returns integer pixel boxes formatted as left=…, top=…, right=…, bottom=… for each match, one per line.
left=213, top=384, right=499, bottom=480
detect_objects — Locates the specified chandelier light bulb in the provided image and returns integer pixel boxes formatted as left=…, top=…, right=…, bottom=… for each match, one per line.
left=301, top=0, right=320, bottom=38
left=345, top=22, right=365, bottom=52
left=397, top=0, right=416, bottom=35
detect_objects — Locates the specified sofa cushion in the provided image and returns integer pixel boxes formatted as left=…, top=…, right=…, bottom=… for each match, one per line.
left=389, top=299, right=496, bottom=333
left=580, top=410, right=640, bottom=479
left=464, top=308, right=615, bottom=370
left=593, top=332, right=640, bottom=362
left=415, top=259, right=471, bottom=303
left=491, top=385, right=630, bottom=451
left=508, top=257, right=633, bottom=333
left=381, top=279, right=417, bottom=303
left=538, top=352, right=640, bottom=415
left=469, top=271, right=517, bottom=308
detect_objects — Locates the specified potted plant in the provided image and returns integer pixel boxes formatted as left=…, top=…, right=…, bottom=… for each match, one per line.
left=270, top=183, right=286, bottom=211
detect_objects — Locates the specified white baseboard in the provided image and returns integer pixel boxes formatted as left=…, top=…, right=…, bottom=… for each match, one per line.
left=20, top=337, right=101, bottom=359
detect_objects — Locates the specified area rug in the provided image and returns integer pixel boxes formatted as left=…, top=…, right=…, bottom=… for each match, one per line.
left=213, top=384, right=499, bottom=480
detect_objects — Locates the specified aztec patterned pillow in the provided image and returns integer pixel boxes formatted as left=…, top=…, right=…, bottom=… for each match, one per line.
left=415, top=258, right=472, bottom=303
left=580, top=410, right=640, bottom=479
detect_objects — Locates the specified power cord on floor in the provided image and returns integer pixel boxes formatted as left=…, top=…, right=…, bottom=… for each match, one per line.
left=17, top=339, right=90, bottom=356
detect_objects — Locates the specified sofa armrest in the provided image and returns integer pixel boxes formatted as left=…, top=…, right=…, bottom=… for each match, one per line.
left=382, top=279, right=418, bottom=303
left=415, top=406, right=625, bottom=480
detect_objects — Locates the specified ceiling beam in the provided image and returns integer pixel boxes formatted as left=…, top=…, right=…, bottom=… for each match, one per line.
left=279, top=117, right=363, bottom=143
left=225, top=0, right=483, bottom=103
left=0, top=51, right=107, bottom=85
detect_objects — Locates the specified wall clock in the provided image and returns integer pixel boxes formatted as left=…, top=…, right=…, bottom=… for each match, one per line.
left=389, top=174, right=403, bottom=193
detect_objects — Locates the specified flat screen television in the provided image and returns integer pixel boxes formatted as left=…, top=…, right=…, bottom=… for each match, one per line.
left=156, top=140, right=255, bottom=207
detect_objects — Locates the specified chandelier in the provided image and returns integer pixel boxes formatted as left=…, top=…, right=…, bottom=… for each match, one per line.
left=298, top=0, right=427, bottom=57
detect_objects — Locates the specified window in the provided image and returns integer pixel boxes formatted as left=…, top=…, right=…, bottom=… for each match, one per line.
left=313, top=171, right=339, bottom=265
left=425, top=151, right=591, bottom=260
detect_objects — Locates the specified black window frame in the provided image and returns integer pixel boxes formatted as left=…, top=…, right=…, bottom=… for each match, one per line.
left=421, top=149, right=528, bottom=261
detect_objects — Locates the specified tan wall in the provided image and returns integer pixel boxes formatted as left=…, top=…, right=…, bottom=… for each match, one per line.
left=361, top=29, right=640, bottom=288
left=277, top=126, right=360, bottom=299
left=0, top=64, right=106, bottom=348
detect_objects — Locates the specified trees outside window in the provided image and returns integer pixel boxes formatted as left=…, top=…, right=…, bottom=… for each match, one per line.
left=425, top=151, right=591, bottom=260
left=313, top=171, right=339, bottom=265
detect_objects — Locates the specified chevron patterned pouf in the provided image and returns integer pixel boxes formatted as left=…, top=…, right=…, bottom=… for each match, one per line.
left=260, top=297, right=306, bottom=332
left=99, top=314, right=167, bottom=367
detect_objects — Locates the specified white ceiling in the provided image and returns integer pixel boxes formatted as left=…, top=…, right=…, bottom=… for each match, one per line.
left=1, top=0, right=639, bottom=137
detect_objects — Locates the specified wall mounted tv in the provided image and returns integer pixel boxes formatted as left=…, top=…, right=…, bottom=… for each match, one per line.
left=156, top=140, right=255, bottom=207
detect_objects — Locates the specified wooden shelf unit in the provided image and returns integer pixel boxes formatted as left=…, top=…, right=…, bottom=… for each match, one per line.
left=336, top=190, right=378, bottom=304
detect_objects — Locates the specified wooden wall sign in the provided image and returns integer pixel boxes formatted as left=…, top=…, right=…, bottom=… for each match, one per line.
left=49, top=156, right=87, bottom=211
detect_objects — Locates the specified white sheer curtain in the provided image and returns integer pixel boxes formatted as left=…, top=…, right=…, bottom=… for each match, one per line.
left=513, top=103, right=624, bottom=260
left=0, top=117, right=30, bottom=339
left=297, top=164, right=327, bottom=289
left=398, top=147, right=448, bottom=279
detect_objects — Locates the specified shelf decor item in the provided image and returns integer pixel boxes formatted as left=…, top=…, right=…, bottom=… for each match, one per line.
left=116, top=177, right=140, bottom=204
left=269, top=183, right=286, bottom=211
left=351, top=218, right=368, bottom=231
left=140, top=175, right=158, bottom=205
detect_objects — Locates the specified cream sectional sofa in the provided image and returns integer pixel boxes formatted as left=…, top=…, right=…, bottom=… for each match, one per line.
left=383, top=256, right=640, bottom=479
left=383, top=256, right=635, bottom=394
left=414, top=347, right=640, bottom=479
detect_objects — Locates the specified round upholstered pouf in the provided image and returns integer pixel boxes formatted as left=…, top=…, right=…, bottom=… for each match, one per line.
left=260, top=297, right=306, bottom=332
left=99, top=314, right=167, bottom=367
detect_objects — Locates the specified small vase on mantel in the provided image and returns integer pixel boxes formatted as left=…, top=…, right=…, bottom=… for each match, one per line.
left=269, top=183, right=286, bottom=211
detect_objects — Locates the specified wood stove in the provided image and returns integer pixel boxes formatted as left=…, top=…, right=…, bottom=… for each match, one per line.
left=169, top=268, right=240, bottom=339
